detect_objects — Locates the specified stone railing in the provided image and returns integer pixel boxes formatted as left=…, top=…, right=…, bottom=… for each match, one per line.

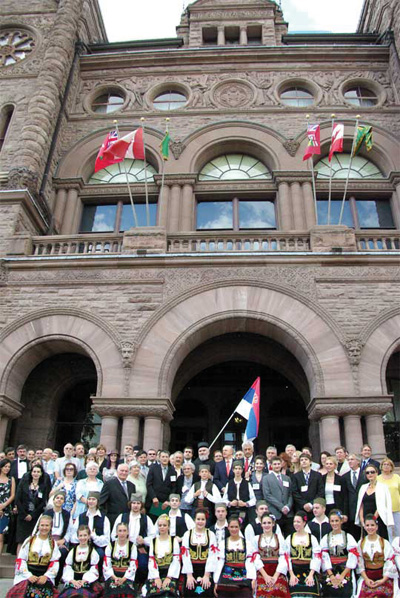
left=32, top=234, right=123, bottom=256
left=355, top=231, right=400, bottom=251
left=167, top=232, right=311, bottom=253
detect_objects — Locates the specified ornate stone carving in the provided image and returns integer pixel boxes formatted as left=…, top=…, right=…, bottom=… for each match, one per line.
left=212, top=81, right=254, bottom=108
left=308, top=397, right=393, bottom=420
left=7, top=168, right=39, bottom=194
left=170, top=141, right=186, bottom=160
left=283, top=139, right=300, bottom=157
left=345, top=338, right=364, bottom=365
left=92, top=399, right=174, bottom=422
left=0, top=395, right=23, bottom=419
left=0, top=29, right=36, bottom=68
left=120, top=341, right=135, bottom=368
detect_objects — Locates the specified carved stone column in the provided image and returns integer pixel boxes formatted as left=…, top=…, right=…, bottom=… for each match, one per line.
left=319, top=416, right=341, bottom=453
left=157, top=183, right=170, bottom=228
left=302, top=181, right=316, bottom=229
left=60, top=184, right=82, bottom=234
left=276, top=181, right=292, bottom=230
left=343, top=414, right=363, bottom=454
left=53, top=188, right=67, bottom=233
left=217, top=26, right=225, bottom=46
left=99, top=415, right=119, bottom=451
left=181, top=183, right=195, bottom=231
left=0, top=395, right=23, bottom=448
left=291, top=182, right=306, bottom=229
left=389, top=173, right=400, bottom=228
left=143, top=417, right=163, bottom=451
left=365, top=414, right=387, bottom=459
left=239, top=26, right=248, bottom=45
left=168, top=184, right=181, bottom=232
left=121, top=416, right=140, bottom=449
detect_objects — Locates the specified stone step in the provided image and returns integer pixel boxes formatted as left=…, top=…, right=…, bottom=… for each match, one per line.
left=0, top=554, right=15, bottom=580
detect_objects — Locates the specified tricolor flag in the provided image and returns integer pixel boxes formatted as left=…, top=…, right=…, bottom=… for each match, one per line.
left=329, top=123, right=344, bottom=162
left=94, top=129, right=118, bottom=172
left=303, top=124, right=321, bottom=161
left=235, top=377, right=260, bottom=442
left=102, top=128, right=145, bottom=163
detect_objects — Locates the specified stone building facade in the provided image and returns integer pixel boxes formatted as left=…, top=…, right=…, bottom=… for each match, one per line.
left=0, top=0, right=399, bottom=459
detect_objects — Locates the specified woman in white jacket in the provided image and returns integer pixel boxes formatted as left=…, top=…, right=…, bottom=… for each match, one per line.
left=355, top=464, right=394, bottom=540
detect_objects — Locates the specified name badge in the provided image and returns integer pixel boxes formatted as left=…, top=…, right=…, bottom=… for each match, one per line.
left=170, top=476, right=176, bottom=482
left=333, top=484, right=341, bottom=491
left=252, top=483, right=260, bottom=490
left=38, top=492, right=43, bottom=498
left=301, top=485, right=308, bottom=492
left=283, top=481, right=290, bottom=488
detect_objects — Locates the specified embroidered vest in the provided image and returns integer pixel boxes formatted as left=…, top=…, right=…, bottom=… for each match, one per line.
left=110, top=540, right=133, bottom=577
left=361, top=536, right=385, bottom=570
left=27, top=536, right=55, bottom=577
left=227, top=479, right=250, bottom=502
left=193, top=480, right=214, bottom=510
left=153, top=537, right=173, bottom=570
left=188, top=529, right=211, bottom=563
left=79, top=512, right=105, bottom=537
left=121, top=512, right=148, bottom=538
left=72, top=544, right=94, bottom=580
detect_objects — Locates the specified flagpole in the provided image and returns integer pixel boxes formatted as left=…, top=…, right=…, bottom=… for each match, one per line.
left=306, top=114, right=318, bottom=225
left=160, top=118, right=169, bottom=204
left=140, top=117, right=150, bottom=227
left=114, top=120, right=138, bottom=228
left=208, top=409, right=238, bottom=452
left=327, top=114, right=335, bottom=225
left=338, top=115, right=360, bottom=225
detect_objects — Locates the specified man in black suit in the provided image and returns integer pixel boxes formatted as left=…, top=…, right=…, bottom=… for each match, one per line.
left=10, top=444, right=28, bottom=486
left=292, top=452, right=324, bottom=513
left=242, top=440, right=255, bottom=476
left=342, top=453, right=366, bottom=540
left=213, top=445, right=234, bottom=492
left=99, top=463, right=135, bottom=527
left=146, top=450, right=177, bottom=512
left=262, top=456, right=294, bottom=536
left=359, top=444, right=380, bottom=474
left=193, top=442, right=215, bottom=475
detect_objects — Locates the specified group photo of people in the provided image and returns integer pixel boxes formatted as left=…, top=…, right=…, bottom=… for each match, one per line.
left=0, top=439, right=399, bottom=598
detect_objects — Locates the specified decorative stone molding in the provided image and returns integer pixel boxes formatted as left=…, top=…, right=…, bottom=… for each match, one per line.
left=0, top=394, right=23, bottom=419
left=122, top=227, right=167, bottom=254
left=7, top=233, right=33, bottom=256
left=153, top=174, right=197, bottom=188
left=282, top=139, right=300, bottom=157
left=308, top=396, right=393, bottom=420
left=211, top=80, right=256, bottom=109
left=92, top=397, right=174, bottom=422
left=7, top=168, right=39, bottom=194
left=345, top=338, right=365, bottom=365
left=119, top=341, right=135, bottom=368
left=169, top=142, right=186, bottom=160
left=310, top=225, right=357, bottom=253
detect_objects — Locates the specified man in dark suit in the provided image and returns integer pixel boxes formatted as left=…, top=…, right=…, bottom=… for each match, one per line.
left=292, top=452, right=324, bottom=513
left=193, top=442, right=215, bottom=475
left=242, top=440, right=255, bottom=477
left=359, top=444, right=380, bottom=474
left=213, top=445, right=234, bottom=492
left=146, top=450, right=177, bottom=512
left=10, top=444, right=28, bottom=486
left=262, top=456, right=294, bottom=536
left=99, top=463, right=135, bottom=527
left=342, top=453, right=366, bottom=540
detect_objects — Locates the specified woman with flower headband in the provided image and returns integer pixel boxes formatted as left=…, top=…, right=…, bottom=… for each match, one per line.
left=59, top=524, right=103, bottom=598
left=180, top=507, right=218, bottom=597
left=253, top=512, right=291, bottom=598
left=320, top=509, right=358, bottom=598
left=214, top=515, right=257, bottom=598
left=6, top=514, right=61, bottom=598
left=356, top=513, right=396, bottom=598
left=287, top=510, right=321, bottom=598
left=103, top=521, right=137, bottom=598
left=145, top=514, right=180, bottom=597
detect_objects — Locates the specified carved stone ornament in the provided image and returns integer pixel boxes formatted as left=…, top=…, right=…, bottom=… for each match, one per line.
left=345, top=338, right=364, bottom=365
left=283, top=139, right=300, bottom=157
left=308, top=397, right=393, bottom=420
left=93, top=402, right=174, bottom=422
left=0, top=30, right=36, bottom=68
left=120, top=341, right=135, bottom=368
left=170, top=141, right=186, bottom=160
left=7, top=167, right=39, bottom=194
left=212, top=81, right=254, bottom=108
left=0, top=395, right=23, bottom=419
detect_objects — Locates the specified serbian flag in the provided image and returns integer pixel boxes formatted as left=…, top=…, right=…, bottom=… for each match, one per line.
left=303, top=124, right=320, bottom=161
left=94, top=129, right=118, bottom=172
left=329, top=123, right=344, bottom=162
left=102, top=128, right=145, bottom=163
left=235, top=377, right=260, bottom=442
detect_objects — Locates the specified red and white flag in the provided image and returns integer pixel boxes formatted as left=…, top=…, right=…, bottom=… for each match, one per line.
left=94, top=130, right=118, bottom=172
left=329, top=123, right=344, bottom=162
left=102, top=128, right=145, bottom=163
left=303, top=124, right=321, bottom=161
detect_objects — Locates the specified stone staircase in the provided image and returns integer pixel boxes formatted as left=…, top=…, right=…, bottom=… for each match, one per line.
left=0, top=553, right=14, bottom=579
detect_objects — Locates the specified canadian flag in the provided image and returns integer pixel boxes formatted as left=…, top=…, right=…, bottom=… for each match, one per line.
left=329, top=123, right=344, bottom=162
left=103, top=128, right=145, bottom=163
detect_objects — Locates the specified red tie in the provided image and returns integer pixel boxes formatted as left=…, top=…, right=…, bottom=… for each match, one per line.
left=226, top=461, right=230, bottom=476
left=245, top=458, right=249, bottom=473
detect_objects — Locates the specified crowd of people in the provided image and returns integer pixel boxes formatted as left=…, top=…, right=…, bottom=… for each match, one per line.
left=0, top=439, right=399, bottom=598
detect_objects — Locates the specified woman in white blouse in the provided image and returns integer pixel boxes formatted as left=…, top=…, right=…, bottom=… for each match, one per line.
left=145, top=514, right=180, bottom=597
left=253, top=512, right=291, bottom=598
left=6, top=514, right=60, bottom=598
left=103, top=521, right=137, bottom=597
left=74, top=462, right=104, bottom=519
left=60, top=524, right=103, bottom=597
left=287, top=511, right=322, bottom=597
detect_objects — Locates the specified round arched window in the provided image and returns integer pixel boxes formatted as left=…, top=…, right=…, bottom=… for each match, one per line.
left=199, top=154, right=271, bottom=181
left=315, top=154, right=383, bottom=179
left=153, top=90, right=187, bottom=111
left=343, top=86, right=378, bottom=107
left=91, top=91, right=125, bottom=114
left=0, top=29, right=35, bottom=67
left=88, top=159, right=157, bottom=184
left=280, top=87, right=314, bottom=107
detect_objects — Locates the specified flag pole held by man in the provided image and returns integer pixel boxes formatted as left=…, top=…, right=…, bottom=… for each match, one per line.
left=235, top=377, right=260, bottom=442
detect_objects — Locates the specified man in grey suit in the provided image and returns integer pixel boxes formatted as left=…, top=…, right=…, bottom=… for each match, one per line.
left=262, top=456, right=293, bottom=537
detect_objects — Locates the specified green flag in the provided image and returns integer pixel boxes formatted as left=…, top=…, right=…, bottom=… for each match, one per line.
left=353, top=125, right=373, bottom=156
left=161, top=131, right=170, bottom=161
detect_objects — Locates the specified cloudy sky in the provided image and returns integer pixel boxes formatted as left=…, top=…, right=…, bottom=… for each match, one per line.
left=99, top=0, right=365, bottom=42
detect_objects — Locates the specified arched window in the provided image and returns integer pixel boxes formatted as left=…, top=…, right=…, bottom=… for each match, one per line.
left=199, top=154, right=271, bottom=181
left=88, top=159, right=157, bottom=184
left=0, top=104, right=14, bottom=151
left=315, top=154, right=384, bottom=179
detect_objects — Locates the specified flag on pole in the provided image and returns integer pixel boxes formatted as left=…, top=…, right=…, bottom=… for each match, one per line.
left=352, top=125, right=373, bottom=156
left=329, top=123, right=344, bottom=162
left=160, top=131, right=170, bottom=161
left=102, top=128, right=145, bottom=164
left=235, top=377, right=260, bottom=442
left=94, top=130, right=118, bottom=172
left=303, top=124, right=321, bottom=161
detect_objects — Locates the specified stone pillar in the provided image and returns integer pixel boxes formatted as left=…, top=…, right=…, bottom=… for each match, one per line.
left=99, top=415, right=119, bottom=452
left=121, top=416, right=140, bottom=450
left=157, top=184, right=170, bottom=228
left=168, top=184, right=181, bottom=232
left=277, top=182, right=292, bottom=230
left=143, top=417, right=164, bottom=451
left=53, top=188, right=67, bottom=233
left=217, top=26, right=225, bottom=46
left=291, top=182, right=306, bottom=229
left=0, top=415, right=9, bottom=449
left=60, top=187, right=80, bottom=234
left=391, top=178, right=400, bottom=228
left=343, top=414, right=363, bottom=454
left=0, top=395, right=23, bottom=447
left=181, top=183, right=194, bottom=231
left=302, top=181, right=316, bottom=229
left=365, top=414, right=387, bottom=459
left=319, top=415, right=341, bottom=453
left=239, top=26, right=248, bottom=45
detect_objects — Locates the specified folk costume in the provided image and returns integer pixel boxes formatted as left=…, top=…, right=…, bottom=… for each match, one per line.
left=320, top=531, right=358, bottom=598
left=59, top=544, right=103, bottom=598
left=254, top=533, right=291, bottom=598
left=112, top=510, right=155, bottom=584
left=214, top=535, right=257, bottom=598
left=356, top=535, right=396, bottom=598
left=6, top=534, right=61, bottom=598
left=103, top=540, right=137, bottom=598
left=144, top=536, right=180, bottom=597
left=180, top=528, right=218, bottom=597
left=287, top=532, right=322, bottom=598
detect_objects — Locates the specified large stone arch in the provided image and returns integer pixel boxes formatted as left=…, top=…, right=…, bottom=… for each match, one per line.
left=130, top=283, right=354, bottom=400
left=358, top=308, right=400, bottom=396
left=0, top=310, right=124, bottom=403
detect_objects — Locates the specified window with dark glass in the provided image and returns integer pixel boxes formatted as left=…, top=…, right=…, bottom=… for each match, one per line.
left=202, top=27, right=218, bottom=45
left=80, top=200, right=157, bottom=233
left=0, top=104, right=13, bottom=151
left=344, top=86, right=377, bottom=107
left=197, top=199, right=276, bottom=230
left=317, top=198, right=394, bottom=229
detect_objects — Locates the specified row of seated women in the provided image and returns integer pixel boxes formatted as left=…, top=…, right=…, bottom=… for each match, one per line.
left=6, top=507, right=400, bottom=598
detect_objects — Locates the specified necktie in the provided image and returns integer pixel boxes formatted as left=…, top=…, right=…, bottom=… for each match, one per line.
left=245, top=458, right=249, bottom=473
left=304, top=472, right=309, bottom=485
left=277, top=474, right=283, bottom=486
left=352, top=471, right=357, bottom=488
left=122, top=481, right=128, bottom=497
left=226, top=461, right=230, bottom=476
left=162, top=467, right=167, bottom=481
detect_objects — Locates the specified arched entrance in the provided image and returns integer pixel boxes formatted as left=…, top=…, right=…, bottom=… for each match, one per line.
left=170, top=332, right=310, bottom=453
left=384, top=349, right=400, bottom=463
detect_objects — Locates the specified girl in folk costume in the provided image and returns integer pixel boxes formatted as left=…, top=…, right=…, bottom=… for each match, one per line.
left=103, top=522, right=137, bottom=598
left=222, top=461, right=256, bottom=524
left=253, top=513, right=291, bottom=598
left=356, top=513, right=397, bottom=598
left=320, top=509, right=358, bottom=598
left=214, top=516, right=257, bottom=598
left=67, top=492, right=110, bottom=557
left=144, top=514, right=180, bottom=597
left=180, top=508, right=218, bottom=597
left=59, top=525, right=103, bottom=598
left=287, top=511, right=322, bottom=598
left=6, top=514, right=61, bottom=598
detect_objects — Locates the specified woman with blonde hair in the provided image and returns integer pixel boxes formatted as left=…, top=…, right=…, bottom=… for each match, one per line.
left=377, top=456, right=400, bottom=541
left=290, top=451, right=302, bottom=475
left=145, top=514, right=180, bottom=597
